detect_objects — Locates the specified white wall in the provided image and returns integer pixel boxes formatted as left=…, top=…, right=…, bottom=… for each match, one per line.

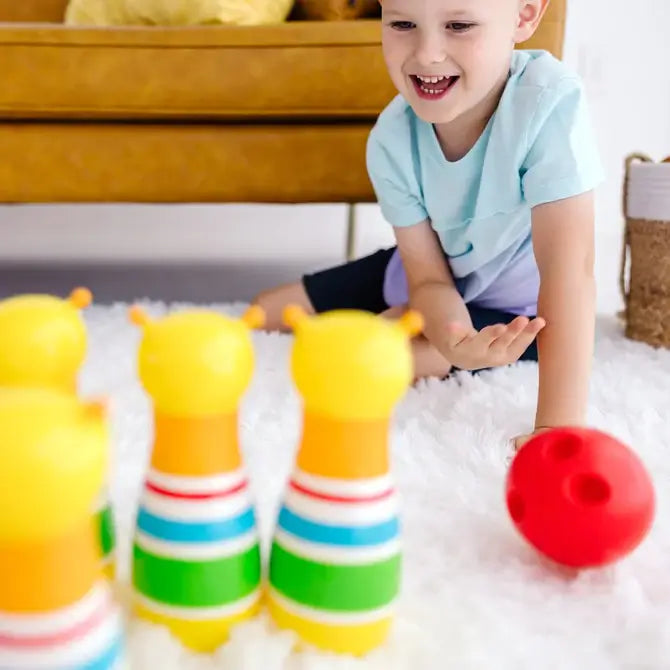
left=1, top=0, right=669, bottom=313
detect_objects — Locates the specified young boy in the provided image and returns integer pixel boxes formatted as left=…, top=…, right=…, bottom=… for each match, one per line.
left=254, top=0, right=603, bottom=449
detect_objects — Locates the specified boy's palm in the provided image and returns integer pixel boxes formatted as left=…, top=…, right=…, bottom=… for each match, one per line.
left=443, top=316, right=546, bottom=370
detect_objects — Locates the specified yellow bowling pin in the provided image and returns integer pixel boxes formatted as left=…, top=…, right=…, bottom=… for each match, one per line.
left=0, top=388, right=127, bottom=669
left=129, top=306, right=265, bottom=653
left=268, top=306, right=423, bottom=656
left=0, top=288, right=117, bottom=578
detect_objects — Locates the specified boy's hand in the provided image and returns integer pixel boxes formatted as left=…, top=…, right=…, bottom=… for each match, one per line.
left=511, top=426, right=553, bottom=451
left=442, top=316, right=546, bottom=371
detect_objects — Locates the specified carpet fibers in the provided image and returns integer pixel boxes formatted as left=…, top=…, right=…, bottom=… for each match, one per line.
left=78, top=303, right=669, bottom=670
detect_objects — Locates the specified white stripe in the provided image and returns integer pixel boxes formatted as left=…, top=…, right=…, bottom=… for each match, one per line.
left=0, top=584, right=108, bottom=637
left=146, top=468, right=247, bottom=495
left=268, top=588, right=395, bottom=626
left=274, top=529, right=401, bottom=565
left=0, top=604, right=122, bottom=669
left=140, top=488, right=252, bottom=523
left=135, top=529, right=258, bottom=560
left=283, top=488, right=399, bottom=526
left=135, top=588, right=261, bottom=621
left=292, top=469, right=394, bottom=498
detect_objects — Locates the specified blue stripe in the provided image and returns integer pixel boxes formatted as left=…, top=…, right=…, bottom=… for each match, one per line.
left=79, top=634, right=124, bottom=670
left=137, top=507, right=255, bottom=543
left=278, top=506, right=398, bottom=547
left=0, top=634, right=124, bottom=670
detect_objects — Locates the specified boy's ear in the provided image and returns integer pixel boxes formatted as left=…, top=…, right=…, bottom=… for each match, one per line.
left=514, top=0, right=551, bottom=44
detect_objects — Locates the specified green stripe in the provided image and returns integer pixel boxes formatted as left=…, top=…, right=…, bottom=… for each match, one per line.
left=269, top=541, right=400, bottom=612
left=97, top=505, right=116, bottom=557
left=132, top=543, right=261, bottom=608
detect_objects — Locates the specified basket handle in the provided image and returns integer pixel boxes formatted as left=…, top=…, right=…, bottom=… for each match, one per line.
left=619, top=153, right=653, bottom=320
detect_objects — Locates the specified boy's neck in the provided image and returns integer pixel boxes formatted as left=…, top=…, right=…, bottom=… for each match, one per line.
left=433, top=65, right=510, bottom=162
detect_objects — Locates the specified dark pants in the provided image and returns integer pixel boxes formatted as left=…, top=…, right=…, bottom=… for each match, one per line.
left=301, top=247, right=538, bottom=367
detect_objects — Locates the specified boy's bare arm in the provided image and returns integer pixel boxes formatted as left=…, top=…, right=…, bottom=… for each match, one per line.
left=394, top=222, right=544, bottom=371
left=394, top=221, right=474, bottom=344
left=530, top=191, right=596, bottom=431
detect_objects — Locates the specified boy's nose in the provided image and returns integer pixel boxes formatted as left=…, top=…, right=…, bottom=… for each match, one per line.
left=413, top=30, right=447, bottom=66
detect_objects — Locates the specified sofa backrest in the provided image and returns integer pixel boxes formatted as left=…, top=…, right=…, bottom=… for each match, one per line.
left=0, top=0, right=567, bottom=60
left=0, top=0, right=68, bottom=22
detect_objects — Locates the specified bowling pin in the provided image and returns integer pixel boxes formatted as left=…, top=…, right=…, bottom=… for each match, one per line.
left=268, top=306, right=423, bottom=656
left=0, top=388, right=127, bottom=670
left=0, top=288, right=117, bottom=578
left=129, top=306, right=265, bottom=653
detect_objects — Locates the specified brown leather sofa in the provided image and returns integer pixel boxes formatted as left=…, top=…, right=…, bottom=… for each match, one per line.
left=0, top=0, right=565, bottom=253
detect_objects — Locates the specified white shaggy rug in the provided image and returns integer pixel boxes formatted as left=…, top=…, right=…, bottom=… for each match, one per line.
left=79, top=303, right=670, bottom=670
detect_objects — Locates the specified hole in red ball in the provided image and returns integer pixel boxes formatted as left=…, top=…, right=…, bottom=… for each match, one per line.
left=569, top=473, right=611, bottom=506
left=507, top=490, right=525, bottom=523
left=545, top=434, right=582, bottom=461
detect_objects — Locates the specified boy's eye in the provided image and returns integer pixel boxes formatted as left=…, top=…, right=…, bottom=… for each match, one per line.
left=390, top=20, right=415, bottom=31
left=447, top=22, right=475, bottom=32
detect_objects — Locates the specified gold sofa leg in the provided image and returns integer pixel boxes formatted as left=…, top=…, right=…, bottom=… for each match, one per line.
left=346, top=203, right=357, bottom=261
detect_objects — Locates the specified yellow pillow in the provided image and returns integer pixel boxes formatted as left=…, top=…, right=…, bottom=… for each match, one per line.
left=64, top=0, right=295, bottom=26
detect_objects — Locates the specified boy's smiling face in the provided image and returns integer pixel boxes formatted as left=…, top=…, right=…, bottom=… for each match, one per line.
left=381, top=0, right=546, bottom=127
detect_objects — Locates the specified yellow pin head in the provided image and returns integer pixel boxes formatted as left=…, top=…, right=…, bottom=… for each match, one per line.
left=0, top=288, right=92, bottom=392
left=284, top=307, right=422, bottom=421
left=129, top=305, right=265, bottom=417
left=0, top=387, right=108, bottom=542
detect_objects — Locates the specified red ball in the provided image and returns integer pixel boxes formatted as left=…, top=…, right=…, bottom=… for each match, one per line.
left=505, top=427, right=655, bottom=568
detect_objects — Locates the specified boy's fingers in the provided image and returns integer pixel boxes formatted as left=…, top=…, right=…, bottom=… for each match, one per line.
left=477, top=323, right=508, bottom=346
left=488, top=317, right=529, bottom=350
left=507, top=319, right=547, bottom=359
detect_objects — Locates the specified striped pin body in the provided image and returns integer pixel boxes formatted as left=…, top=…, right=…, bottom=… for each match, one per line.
left=269, top=466, right=400, bottom=655
left=269, top=413, right=401, bottom=655
left=0, top=389, right=127, bottom=670
left=0, top=574, right=127, bottom=670
left=132, top=461, right=262, bottom=652
left=268, top=308, right=422, bottom=656
left=129, top=308, right=265, bottom=652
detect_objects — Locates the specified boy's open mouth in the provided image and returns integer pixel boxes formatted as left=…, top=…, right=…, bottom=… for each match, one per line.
left=410, top=75, right=459, bottom=100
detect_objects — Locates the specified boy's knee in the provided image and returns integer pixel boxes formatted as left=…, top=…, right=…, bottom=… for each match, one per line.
left=251, top=288, right=282, bottom=330
left=251, top=282, right=314, bottom=332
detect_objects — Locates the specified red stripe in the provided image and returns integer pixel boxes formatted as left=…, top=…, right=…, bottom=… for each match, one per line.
left=0, top=598, right=111, bottom=649
left=289, top=479, right=394, bottom=504
left=146, top=478, right=247, bottom=501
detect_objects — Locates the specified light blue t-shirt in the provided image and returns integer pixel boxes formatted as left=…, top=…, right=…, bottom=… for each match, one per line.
left=366, top=49, right=604, bottom=316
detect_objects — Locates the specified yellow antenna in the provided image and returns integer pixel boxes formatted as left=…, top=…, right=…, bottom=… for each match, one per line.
left=83, top=397, right=108, bottom=423
left=397, top=310, right=424, bottom=338
left=241, top=305, right=265, bottom=330
left=128, top=305, right=152, bottom=328
left=69, top=287, right=93, bottom=309
left=282, top=304, right=309, bottom=331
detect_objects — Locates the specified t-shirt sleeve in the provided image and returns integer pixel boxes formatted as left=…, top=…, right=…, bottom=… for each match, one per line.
left=521, top=77, right=605, bottom=208
left=366, top=132, right=428, bottom=227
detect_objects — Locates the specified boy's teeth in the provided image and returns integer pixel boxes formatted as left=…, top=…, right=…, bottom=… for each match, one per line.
left=417, top=75, right=446, bottom=83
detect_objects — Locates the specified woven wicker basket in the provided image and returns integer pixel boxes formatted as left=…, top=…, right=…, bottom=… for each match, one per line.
left=292, top=0, right=380, bottom=20
left=620, top=153, right=670, bottom=348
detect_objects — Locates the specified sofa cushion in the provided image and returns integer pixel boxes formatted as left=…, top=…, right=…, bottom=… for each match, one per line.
left=0, top=21, right=396, bottom=120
